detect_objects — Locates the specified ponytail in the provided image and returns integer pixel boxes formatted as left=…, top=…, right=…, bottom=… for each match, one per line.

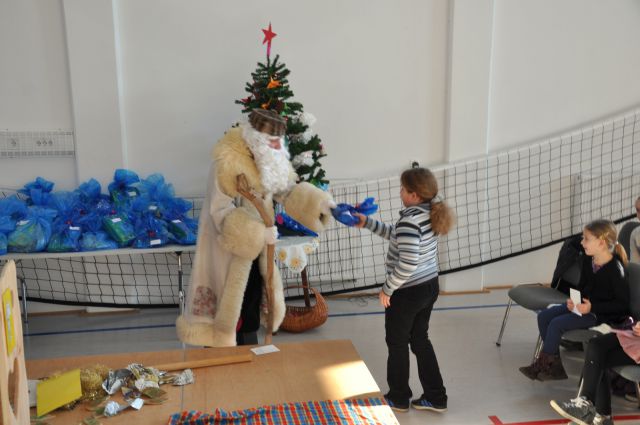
left=614, top=241, right=629, bottom=267
left=430, top=199, right=455, bottom=236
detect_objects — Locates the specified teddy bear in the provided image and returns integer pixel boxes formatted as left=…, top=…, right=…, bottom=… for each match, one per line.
left=176, top=109, right=334, bottom=347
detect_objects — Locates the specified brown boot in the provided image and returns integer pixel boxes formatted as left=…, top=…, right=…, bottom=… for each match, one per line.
left=519, top=354, right=545, bottom=380
left=537, top=354, right=568, bottom=381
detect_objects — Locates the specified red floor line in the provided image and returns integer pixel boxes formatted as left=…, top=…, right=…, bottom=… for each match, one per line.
left=613, top=414, right=640, bottom=421
left=489, top=413, right=640, bottom=425
left=489, top=419, right=568, bottom=425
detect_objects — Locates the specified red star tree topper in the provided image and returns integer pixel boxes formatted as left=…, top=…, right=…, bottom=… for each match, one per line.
left=262, top=23, right=277, bottom=59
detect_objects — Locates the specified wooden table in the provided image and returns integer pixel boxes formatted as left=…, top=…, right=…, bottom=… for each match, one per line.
left=26, top=339, right=392, bottom=424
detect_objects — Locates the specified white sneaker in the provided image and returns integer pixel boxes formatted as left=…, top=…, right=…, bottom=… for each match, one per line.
left=549, top=397, right=596, bottom=425
left=592, top=413, right=614, bottom=425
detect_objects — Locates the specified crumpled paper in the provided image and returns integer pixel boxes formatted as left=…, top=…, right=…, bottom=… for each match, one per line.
left=173, top=369, right=194, bottom=386
left=102, top=398, right=144, bottom=417
left=102, top=369, right=132, bottom=395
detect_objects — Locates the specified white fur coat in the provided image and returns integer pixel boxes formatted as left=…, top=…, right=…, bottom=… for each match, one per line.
left=176, top=127, right=334, bottom=347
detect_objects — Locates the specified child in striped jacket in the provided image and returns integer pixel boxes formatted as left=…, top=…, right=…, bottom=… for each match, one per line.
left=354, top=167, right=454, bottom=413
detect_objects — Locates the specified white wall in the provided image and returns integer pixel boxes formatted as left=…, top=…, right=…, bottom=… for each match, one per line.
left=0, top=0, right=76, bottom=189
left=440, top=0, right=495, bottom=292
left=0, top=0, right=72, bottom=130
left=1, top=0, right=640, bottom=293
left=115, top=0, right=448, bottom=194
left=481, top=0, right=640, bottom=288
left=64, top=0, right=126, bottom=185
left=489, top=0, right=640, bottom=150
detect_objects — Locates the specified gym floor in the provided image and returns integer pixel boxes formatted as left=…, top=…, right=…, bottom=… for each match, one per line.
left=23, top=288, right=640, bottom=424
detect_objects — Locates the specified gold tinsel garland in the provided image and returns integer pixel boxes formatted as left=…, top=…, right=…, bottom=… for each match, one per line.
left=80, top=364, right=110, bottom=401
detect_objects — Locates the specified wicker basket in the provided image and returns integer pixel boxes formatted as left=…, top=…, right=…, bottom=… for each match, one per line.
left=280, top=286, right=328, bottom=333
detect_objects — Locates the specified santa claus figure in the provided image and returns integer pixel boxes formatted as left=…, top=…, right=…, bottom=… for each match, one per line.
left=176, top=109, right=334, bottom=347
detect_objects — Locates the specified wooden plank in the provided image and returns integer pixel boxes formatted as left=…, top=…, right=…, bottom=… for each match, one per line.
left=152, top=352, right=253, bottom=371
left=26, top=339, right=383, bottom=424
left=0, top=261, right=30, bottom=425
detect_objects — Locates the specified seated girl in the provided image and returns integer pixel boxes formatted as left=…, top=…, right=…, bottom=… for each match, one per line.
left=520, top=219, right=630, bottom=381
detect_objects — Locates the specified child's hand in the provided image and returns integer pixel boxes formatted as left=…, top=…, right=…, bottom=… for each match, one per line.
left=353, top=212, right=366, bottom=228
left=379, top=291, right=391, bottom=308
left=577, top=298, right=592, bottom=314
left=633, top=321, right=640, bottom=337
left=566, top=298, right=574, bottom=310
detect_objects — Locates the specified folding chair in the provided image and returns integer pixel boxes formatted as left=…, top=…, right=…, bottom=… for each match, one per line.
left=618, top=221, right=640, bottom=259
left=496, top=236, right=582, bottom=354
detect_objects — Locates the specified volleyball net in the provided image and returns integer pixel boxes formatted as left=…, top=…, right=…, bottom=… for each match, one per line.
left=2, top=107, right=639, bottom=306
left=285, top=107, right=640, bottom=297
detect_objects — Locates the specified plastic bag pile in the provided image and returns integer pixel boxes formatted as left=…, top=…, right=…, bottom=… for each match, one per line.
left=0, top=170, right=198, bottom=255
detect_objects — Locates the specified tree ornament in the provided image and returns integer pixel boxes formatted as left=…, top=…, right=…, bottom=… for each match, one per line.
left=267, top=77, right=281, bottom=89
left=262, top=23, right=277, bottom=58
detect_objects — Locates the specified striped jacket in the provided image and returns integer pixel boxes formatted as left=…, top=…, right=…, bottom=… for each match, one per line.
left=364, top=202, right=438, bottom=296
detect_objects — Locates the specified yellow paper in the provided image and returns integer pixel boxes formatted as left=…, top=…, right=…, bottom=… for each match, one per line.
left=2, top=288, right=15, bottom=356
left=36, top=369, right=82, bottom=417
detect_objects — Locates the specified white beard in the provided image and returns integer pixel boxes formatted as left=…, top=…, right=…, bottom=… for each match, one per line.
left=241, top=122, right=293, bottom=195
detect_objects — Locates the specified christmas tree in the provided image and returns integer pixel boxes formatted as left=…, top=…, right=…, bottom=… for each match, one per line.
left=235, top=24, right=328, bottom=187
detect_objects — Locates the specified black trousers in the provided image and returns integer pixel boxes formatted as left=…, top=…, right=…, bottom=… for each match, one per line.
left=236, top=258, right=262, bottom=346
left=581, top=332, right=636, bottom=415
left=384, top=278, right=447, bottom=404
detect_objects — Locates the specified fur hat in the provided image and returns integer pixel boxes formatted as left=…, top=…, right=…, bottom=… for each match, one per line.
left=249, top=109, right=286, bottom=137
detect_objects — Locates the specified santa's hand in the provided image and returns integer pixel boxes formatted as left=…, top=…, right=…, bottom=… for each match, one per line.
left=264, top=226, right=278, bottom=245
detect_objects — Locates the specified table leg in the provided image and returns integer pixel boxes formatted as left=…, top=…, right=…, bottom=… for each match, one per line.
left=176, top=251, right=184, bottom=314
left=20, top=276, right=28, bottom=324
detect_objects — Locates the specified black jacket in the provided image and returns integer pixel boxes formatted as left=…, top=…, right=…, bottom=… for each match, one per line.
left=578, top=255, right=630, bottom=324
left=552, top=235, right=584, bottom=295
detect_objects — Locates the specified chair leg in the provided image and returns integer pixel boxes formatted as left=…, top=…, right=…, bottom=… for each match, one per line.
left=576, top=374, right=584, bottom=397
left=496, top=298, right=513, bottom=346
left=532, top=334, right=543, bottom=362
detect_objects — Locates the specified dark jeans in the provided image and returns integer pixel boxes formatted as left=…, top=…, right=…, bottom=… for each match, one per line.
left=580, top=332, right=636, bottom=416
left=385, top=278, right=446, bottom=404
left=538, top=304, right=597, bottom=354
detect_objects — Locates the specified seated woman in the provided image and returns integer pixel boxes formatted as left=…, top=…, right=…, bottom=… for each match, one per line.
left=520, top=219, right=630, bottom=381
left=549, top=324, right=640, bottom=425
